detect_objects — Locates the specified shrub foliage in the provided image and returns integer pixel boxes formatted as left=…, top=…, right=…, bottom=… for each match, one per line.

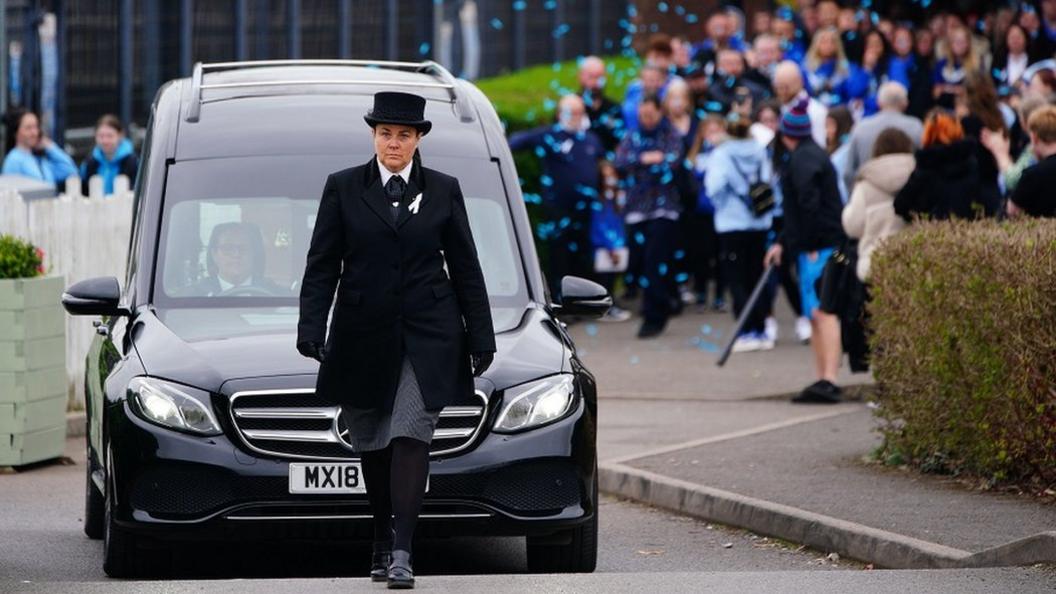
left=0, top=234, right=45, bottom=279
left=869, top=219, right=1056, bottom=488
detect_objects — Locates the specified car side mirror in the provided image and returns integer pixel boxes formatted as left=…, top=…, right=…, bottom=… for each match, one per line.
left=551, top=276, right=612, bottom=319
left=62, top=276, right=130, bottom=317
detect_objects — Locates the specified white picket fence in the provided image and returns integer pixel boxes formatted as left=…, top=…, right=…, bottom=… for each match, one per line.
left=0, top=177, right=134, bottom=410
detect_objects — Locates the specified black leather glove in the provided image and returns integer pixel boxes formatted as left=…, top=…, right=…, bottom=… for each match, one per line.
left=297, top=341, right=326, bottom=363
left=470, top=351, right=494, bottom=376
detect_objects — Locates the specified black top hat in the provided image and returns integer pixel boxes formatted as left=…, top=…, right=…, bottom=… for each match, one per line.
left=363, top=91, right=432, bottom=135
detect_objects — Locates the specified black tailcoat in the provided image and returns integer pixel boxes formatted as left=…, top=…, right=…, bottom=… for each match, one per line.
left=297, top=155, right=496, bottom=411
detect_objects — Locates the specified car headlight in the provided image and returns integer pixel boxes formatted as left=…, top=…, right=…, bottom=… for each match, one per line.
left=493, top=374, right=576, bottom=433
left=127, top=376, right=222, bottom=436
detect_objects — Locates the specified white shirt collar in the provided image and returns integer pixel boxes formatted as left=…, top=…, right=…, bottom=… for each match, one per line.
left=377, top=157, right=413, bottom=187
left=216, top=275, right=251, bottom=293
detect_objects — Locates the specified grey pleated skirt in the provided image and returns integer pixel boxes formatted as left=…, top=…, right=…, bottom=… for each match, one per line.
left=339, top=355, right=442, bottom=453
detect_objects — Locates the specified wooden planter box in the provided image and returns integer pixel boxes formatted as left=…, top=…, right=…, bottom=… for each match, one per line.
left=0, top=275, right=67, bottom=466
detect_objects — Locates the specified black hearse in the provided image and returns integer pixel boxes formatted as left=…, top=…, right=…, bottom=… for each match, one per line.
left=61, top=59, right=609, bottom=577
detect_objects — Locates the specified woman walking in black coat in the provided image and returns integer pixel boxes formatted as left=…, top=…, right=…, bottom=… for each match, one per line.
left=296, top=91, right=496, bottom=589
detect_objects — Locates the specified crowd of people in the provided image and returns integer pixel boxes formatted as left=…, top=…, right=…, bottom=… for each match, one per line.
left=2, top=108, right=138, bottom=196
left=509, top=1, right=1056, bottom=404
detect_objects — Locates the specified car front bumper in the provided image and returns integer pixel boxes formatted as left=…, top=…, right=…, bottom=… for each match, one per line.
left=106, top=394, right=596, bottom=542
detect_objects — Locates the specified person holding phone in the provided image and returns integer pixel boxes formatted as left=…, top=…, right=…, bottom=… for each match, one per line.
left=2, top=107, right=77, bottom=193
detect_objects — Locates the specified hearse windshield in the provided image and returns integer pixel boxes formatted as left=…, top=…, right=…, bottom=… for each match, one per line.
left=152, top=155, right=529, bottom=340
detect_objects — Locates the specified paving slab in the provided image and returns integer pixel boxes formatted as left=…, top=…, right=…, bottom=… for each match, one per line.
left=597, top=398, right=860, bottom=463
left=623, top=408, right=1056, bottom=553
left=569, top=300, right=871, bottom=401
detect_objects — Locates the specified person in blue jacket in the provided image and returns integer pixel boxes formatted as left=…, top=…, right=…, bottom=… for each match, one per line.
left=704, top=113, right=774, bottom=353
left=79, top=114, right=138, bottom=197
left=508, top=94, right=605, bottom=302
left=804, top=27, right=861, bottom=108
left=2, top=107, right=77, bottom=192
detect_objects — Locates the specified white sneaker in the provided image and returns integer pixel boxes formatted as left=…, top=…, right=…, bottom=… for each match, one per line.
left=757, top=333, right=775, bottom=351
left=731, top=333, right=762, bottom=353
left=795, top=316, right=812, bottom=343
left=600, top=305, right=632, bottom=322
left=680, top=287, right=696, bottom=305
left=764, top=317, right=778, bottom=342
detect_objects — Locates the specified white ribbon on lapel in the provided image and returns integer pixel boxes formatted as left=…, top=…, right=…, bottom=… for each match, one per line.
left=408, top=192, right=423, bottom=214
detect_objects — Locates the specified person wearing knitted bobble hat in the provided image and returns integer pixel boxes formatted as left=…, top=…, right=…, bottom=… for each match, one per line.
left=763, top=98, right=847, bottom=403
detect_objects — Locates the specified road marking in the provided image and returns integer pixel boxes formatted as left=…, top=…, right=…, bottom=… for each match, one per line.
left=603, top=405, right=863, bottom=465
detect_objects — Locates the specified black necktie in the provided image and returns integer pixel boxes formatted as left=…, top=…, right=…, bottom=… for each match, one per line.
left=385, top=175, right=406, bottom=220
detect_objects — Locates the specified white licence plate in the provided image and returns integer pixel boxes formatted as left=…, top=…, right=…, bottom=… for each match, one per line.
left=289, top=462, right=365, bottom=494
left=287, top=462, right=429, bottom=494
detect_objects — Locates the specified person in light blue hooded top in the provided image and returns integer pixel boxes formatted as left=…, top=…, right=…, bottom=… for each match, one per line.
left=705, top=112, right=774, bottom=352
left=79, top=114, right=138, bottom=197
left=2, top=108, right=78, bottom=192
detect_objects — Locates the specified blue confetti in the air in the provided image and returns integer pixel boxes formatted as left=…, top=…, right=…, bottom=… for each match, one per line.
left=513, top=0, right=526, bottom=10
left=540, top=174, right=554, bottom=187
left=490, top=18, right=503, bottom=30
left=701, top=324, right=712, bottom=335
left=657, top=2, right=668, bottom=12
left=544, top=0, right=556, bottom=9
left=634, top=231, right=645, bottom=245
left=553, top=24, right=571, bottom=39
left=418, top=42, right=430, bottom=55
left=674, top=249, right=685, bottom=260
left=658, top=263, right=668, bottom=275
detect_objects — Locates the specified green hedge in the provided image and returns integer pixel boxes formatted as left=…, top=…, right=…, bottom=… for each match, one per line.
left=476, top=55, right=637, bottom=133
left=869, top=219, right=1056, bottom=488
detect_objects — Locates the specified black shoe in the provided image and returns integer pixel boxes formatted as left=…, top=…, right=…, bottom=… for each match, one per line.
left=387, top=549, right=414, bottom=589
left=637, top=320, right=665, bottom=338
left=371, top=540, right=393, bottom=582
left=792, top=380, right=842, bottom=404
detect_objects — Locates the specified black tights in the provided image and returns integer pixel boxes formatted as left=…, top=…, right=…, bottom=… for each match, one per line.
left=359, top=437, right=431, bottom=553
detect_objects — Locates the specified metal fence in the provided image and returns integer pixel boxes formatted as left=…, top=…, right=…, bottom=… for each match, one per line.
left=3, top=0, right=631, bottom=148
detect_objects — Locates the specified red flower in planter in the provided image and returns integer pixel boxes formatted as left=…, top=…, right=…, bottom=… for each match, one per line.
left=35, top=247, right=45, bottom=276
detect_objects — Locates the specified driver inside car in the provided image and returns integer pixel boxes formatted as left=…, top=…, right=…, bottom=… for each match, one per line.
left=179, top=221, right=288, bottom=296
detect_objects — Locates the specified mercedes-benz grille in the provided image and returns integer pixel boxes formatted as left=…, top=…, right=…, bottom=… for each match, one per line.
left=228, top=388, right=488, bottom=459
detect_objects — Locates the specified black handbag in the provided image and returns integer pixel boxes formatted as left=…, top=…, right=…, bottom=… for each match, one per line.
left=731, top=158, right=775, bottom=217
left=817, top=241, right=859, bottom=316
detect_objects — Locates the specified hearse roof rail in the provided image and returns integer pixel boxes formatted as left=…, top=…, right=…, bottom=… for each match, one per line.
left=184, top=59, right=475, bottom=124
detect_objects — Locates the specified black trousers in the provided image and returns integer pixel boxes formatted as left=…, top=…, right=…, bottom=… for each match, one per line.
left=544, top=209, right=592, bottom=302
left=624, top=221, right=647, bottom=292
left=682, top=211, right=724, bottom=301
left=719, top=230, right=769, bottom=335
left=640, top=218, right=680, bottom=325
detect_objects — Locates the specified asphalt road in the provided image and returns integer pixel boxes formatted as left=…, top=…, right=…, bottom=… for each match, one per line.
left=3, top=438, right=1054, bottom=591
left=2, top=438, right=856, bottom=583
